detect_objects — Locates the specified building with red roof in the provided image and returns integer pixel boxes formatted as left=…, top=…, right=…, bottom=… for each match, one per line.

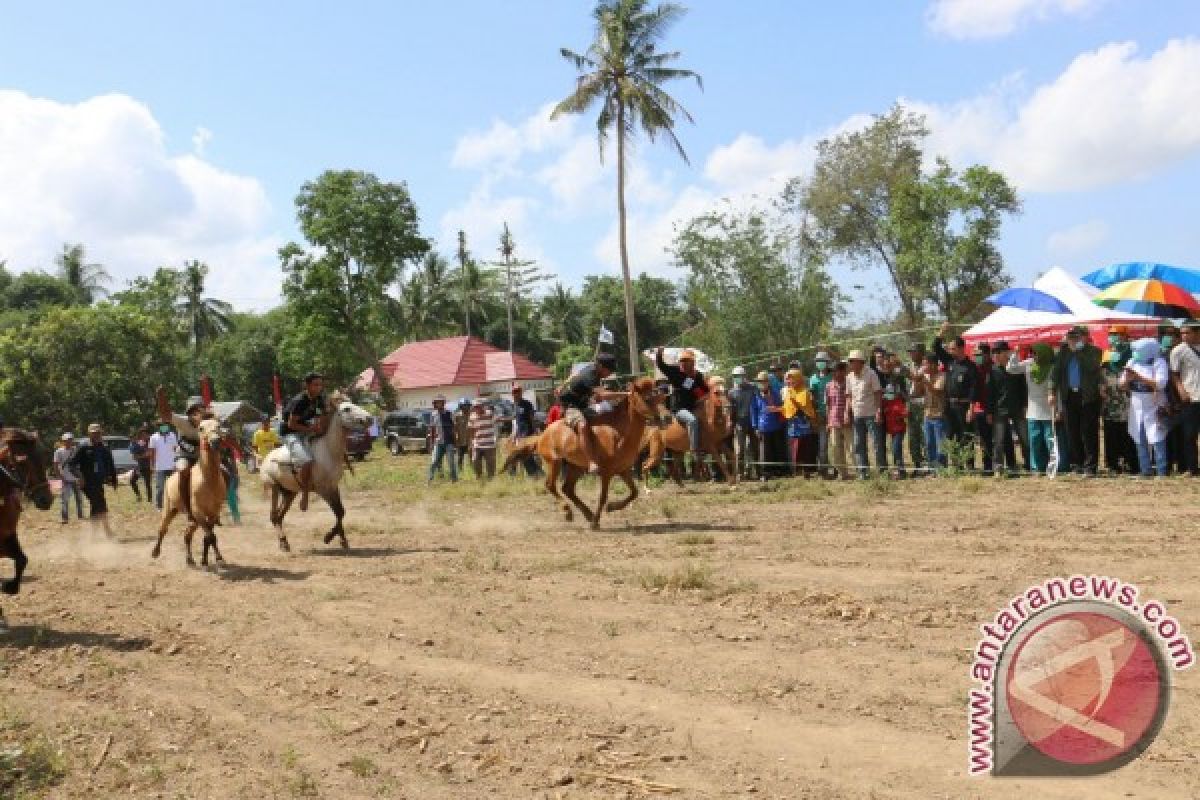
left=355, top=336, right=554, bottom=408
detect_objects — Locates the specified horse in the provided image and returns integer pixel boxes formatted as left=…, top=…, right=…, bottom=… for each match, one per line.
left=640, top=390, right=737, bottom=490
left=152, top=418, right=228, bottom=569
left=0, top=429, right=54, bottom=631
left=260, top=393, right=373, bottom=551
left=501, top=378, right=663, bottom=530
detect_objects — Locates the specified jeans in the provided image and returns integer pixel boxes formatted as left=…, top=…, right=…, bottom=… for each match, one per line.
left=154, top=469, right=171, bottom=509
left=906, top=404, right=924, bottom=468
left=922, top=418, right=946, bottom=470
left=428, top=442, right=458, bottom=482
left=1011, top=413, right=1030, bottom=469
left=889, top=432, right=906, bottom=476
left=992, top=416, right=1017, bottom=474
left=815, top=424, right=829, bottom=474
left=1028, top=419, right=1054, bottom=474
left=226, top=473, right=241, bottom=523
left=1181, top=401, right=1200, bottom=474
left=1134, top=424, right=1168, bottom=477
left=944, top=403, right=973, bottom=468
left=974, top=413, right=994, bottom=474
left=130, top=466, right=152, bottom=501
left=735, top=424, right=759, bottom=479
left=676, top=409, right=700, bottom=451
left=852, top=417, right=886, bottom=478
left=60, top=481, right=84, bottom=520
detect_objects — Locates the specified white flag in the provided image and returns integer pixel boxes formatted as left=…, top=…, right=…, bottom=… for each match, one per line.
left=597, top=325, right=615, bottom=344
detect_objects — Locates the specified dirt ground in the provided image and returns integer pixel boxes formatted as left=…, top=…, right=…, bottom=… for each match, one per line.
left=1, top=456, right=1197, bottom=799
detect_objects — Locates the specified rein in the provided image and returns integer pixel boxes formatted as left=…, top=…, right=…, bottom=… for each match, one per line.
left=0, top=447, right=48, bottom=500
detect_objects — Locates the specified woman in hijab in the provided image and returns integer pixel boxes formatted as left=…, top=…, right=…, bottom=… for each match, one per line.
left=1007, top=343, right=1057, bottom=473
left=1120, top=337, right=1170, bottom=477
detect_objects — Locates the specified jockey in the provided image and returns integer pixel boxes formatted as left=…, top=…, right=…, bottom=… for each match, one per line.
left=283, top=372, right=327, bottom=512
left=558, top=352, right=619, bottom=471
left=656, top=346, right=710, bottom=459
left=156, top=387, right=209, bottom=522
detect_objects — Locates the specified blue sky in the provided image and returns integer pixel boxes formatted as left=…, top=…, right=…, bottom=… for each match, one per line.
left=2, top=0, right=1198, bottom=320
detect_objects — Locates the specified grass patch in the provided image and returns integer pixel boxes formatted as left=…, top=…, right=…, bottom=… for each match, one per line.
left=0, top=709, right=66, bottom=799
left=957, top=476, right=984, bottom=494
left=601, top=620, right=621, bottom=638
left=857, top=474, right=895, bottom=497
left=675, top=533, right=715, bottom=546
left=637, top=562, right=714, bottom=591
left=343, top=755, right=379, bottom=779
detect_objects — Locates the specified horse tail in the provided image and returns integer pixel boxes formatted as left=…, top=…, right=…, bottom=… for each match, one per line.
left=500, top=435, right=540, bottom=473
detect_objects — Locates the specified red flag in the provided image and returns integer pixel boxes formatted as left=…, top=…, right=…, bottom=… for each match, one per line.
left=200, top=374, right=212, bottom=406
left=272, top=373, right=282, bottom=411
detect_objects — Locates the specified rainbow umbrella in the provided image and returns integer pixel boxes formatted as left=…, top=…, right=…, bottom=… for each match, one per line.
left=1092, top=279, right=1200, bottom=319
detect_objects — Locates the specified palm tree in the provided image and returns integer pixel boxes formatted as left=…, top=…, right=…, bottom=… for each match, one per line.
left=399, top=252, right=455, bottom=340
left=54, top=243, right=111, bottom=303
left=177, top=260, right=232, bottom=357
left=553, top=0, right=701, bottom=370
left=451, top=248, right=501, bottom=337
left=540, top=283, right=584, bottom=345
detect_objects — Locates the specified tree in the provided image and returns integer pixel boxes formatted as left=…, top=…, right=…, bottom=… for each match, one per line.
left=0, top=305, right=186, bottom=436
left=54, top=243, right=111, bottom=303
left=4, top=272, right=80, bottom=310
left=797, top=104, right=1020, bottom=325
left=673, top=204, right=843, bottom=362
left=177, top=260, right=233, bottom=359
left=578, top=273, right=688, bottom=373
left=554, top=0, right=701, bottom=372
left=489, top=223, right=549, bottom=352
left=111, top=266, right=186, bottom=320
left=201, top=310, right=287, bottom=409
left=540, top=282, right=585, bottom=346
left=450, top=231, right=501, bottom=338
left=398, top=252, right=456, bottom=341
left=280, top=170, right=430, bottom=408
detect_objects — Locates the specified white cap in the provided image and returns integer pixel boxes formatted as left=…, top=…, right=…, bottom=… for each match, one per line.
left=815, top=351, right=831, bottom=361
left=731, top=366, right=746, bottom=377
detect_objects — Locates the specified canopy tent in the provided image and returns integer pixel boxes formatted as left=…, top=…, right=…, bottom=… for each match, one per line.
left=1082, top=262, right=1200, bottom=294
left=963, top=267, right=1160, bottom=348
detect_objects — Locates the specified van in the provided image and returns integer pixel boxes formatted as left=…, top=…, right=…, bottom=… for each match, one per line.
left=382, top=409, right=433, bottom=455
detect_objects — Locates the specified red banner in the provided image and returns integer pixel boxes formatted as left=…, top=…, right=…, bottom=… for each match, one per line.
left=200, top=374, right=212, bottom=406
left=272, top=373, right=282, bottom=411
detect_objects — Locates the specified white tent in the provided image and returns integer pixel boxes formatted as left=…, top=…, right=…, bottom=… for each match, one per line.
left=963, top=267, right=1160, bottom=346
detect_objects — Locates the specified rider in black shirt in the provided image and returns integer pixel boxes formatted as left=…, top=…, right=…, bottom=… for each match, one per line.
left=283, top=372, right=328, bottom=512
left=559, top=353, right=618, bottom=470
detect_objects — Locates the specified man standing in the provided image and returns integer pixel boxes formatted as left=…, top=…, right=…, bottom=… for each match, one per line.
left=148, top=422, right=178, bottom=509
left=282, top=372, right=328, bottom=510
left=751, top=370, right=786, bottom=480
left=912, top=352, right=947, bottom=470
left=468, top=399, right=498, bottom=480
left=426, top=394, right=458, bottom=483
left=1047, top=326, right=1104, bottom=476
left=846, top=350, right=885, bottom=479
left=825, top=361, right=853, bottom=479
left=128, top=428, right=154, bottom=503
left=809, top=353, right=834, bottom=478
left=904, top=343, right=926, bottom=470
left=509, top=385, right=541, bottom=477
left=933, top=322, right=978, bottom=469
left=252, top=417, right=281, bottom=466
left=453, top=399, right=472, bottom=473
left=1171, top=321, right=1200, bottom=475
left=70, top=424, right=117, bottom=537
left=656, top=347, right=711, bottom=479
left=53, top=433, right=83, bottom=524
left=728, top=366, right=760, bottom=481
left=985, top=341, right=1021, bottom=476
left=1102, top=327, right=1137, bottom=474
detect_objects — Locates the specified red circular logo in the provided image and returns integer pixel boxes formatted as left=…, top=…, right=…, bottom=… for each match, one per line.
left=1006, top=611, right=1164, bottom=766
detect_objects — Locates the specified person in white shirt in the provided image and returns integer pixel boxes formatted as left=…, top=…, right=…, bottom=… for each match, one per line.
left=1121, top=338, right=1170, bottom=477
left=1169, top=320, right=1200, bottom=475
left=1008, top=343, right=1056, bottom=474
left=147, top=423, right=179, bottom=509
left=52, top=433, right=83, bottom=523
left=846, top=350, right=885, bottom=479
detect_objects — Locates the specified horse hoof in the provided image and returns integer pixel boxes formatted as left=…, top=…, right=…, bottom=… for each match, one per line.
left=186, top=558, right=196, bottom=568
left=278, top=538, right=291, bottom=553
left=0, top=581, right=17, bottom=596
left=151, top=548, right=161, bottom=559
left=339, top=535, right=349, bottom=550
left=322, top=531, right=336, bottom=545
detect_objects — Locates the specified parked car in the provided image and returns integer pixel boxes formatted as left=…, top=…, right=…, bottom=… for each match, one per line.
left=345, top=427, right=373, bottom=461
left=382, top=409, right=433, bottom=455
left=103, top=435, right=137, bottom=475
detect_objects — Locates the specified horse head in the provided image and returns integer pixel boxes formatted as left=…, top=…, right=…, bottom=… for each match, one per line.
left=197, top=418, right=223, bottom=449
left=626, top=378, right=664, bottom=422
left=1, top=429, right=52, bottom=510
left=329, top=392, right=373, bottom=432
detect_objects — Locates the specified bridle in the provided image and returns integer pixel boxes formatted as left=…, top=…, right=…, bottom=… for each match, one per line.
left=0, top=444, right=48, bottom=501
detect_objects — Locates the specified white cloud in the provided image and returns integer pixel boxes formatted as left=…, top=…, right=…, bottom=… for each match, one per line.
left=1047, top=219, right=1109, bottom=256
left=437, top=176, right=537, bottom=256
left=0, top=90, right=280, bottom=308
left=191, top=126, right=213, bottom=156
left=927, top=0, right=1104, bottom=39
left=450, top=102, right=575, bottom=172
left=914, top=39, right=1200, bottom=191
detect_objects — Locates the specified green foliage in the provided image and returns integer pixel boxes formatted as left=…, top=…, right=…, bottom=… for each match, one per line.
left=554, top=0, right=702, bottom=368
left=673, top=204, right=843, bottom=365
left=540, top=283, right=585, bottom=347
left=178, top=260, right=233, bottom=356
left=53, top=242, right=111, bottom=304
left=199, top=310, right=287, bottom=409
left=797, top=104, right=1020, bottom=325
left=111, top=266, right=185, bottom=319
left=4, top=271, right=80, bottom=311
left=578, top=273, right=688, bottom=374
left=0, top=305, right=186, bottom=435
left=554, top=344, right=595, bottom=381
left=281, top=169, right=430, bottom=408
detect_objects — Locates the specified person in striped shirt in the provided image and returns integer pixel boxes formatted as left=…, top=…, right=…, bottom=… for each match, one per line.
left=468, top=399, right=498, bottom=480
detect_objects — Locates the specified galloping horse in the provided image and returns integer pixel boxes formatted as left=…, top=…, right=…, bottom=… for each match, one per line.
left=260, top=393, right=373, bottom=551
left=152, top=418, right=227, bottom=569
left=501, top=379, right=663, bottom=530
left=640, top=390, right=737, bottom=489
left=0, top=429, right=54, bottom=631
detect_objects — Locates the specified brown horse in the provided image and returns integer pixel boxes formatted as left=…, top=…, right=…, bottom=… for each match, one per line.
left=501, top=378, right=662, bottom=530
left=640, top=392, right=737, bottom=489
left=152, top=419, right=228, bottom=569
left=0, top=429, right=54, bottom=631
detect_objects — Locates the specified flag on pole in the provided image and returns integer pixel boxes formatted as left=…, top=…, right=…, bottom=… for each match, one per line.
left=200, top=374, right=212, bottom=406
left=272, top=373, right=283, bottom=412
left=597, top=324, right=615, bottom=345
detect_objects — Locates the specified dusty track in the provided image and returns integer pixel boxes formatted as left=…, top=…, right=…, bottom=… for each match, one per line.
left=1, top=460, right=1197, bottom=798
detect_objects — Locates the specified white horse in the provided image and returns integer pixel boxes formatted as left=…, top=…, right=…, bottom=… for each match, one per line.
left=260, top=393, right=373, bottom=551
